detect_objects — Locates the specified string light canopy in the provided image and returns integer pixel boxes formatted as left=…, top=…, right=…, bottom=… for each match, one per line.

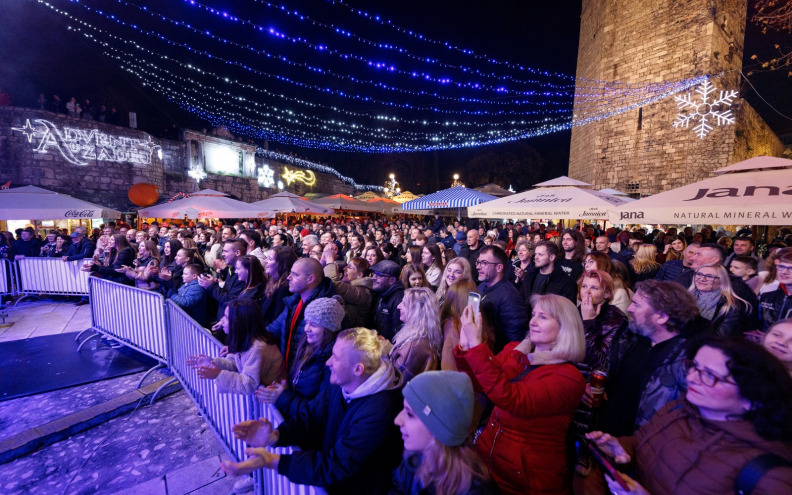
left=36, top=0, right=714, bottom=152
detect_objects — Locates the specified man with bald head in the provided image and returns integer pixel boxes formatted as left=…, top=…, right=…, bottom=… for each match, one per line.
left=266, top=258, right=335, bottom=366
left=595, top=235, right=624, bottom=263
left=459, top=229, right=484, bottom=283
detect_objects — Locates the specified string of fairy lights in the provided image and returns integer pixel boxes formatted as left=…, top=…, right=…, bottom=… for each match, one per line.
left=34, top=0, right=714, bottom=152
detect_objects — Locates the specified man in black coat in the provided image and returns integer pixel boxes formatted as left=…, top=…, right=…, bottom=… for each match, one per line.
left=370, top=260, right=404, bottom=341
left=476, top=245, right=529, bottom=352
left=520, top=240, right=578, bottom=309
left=221, top=327, right=403, bottom=495
left=459, top=229, right=484, bottom=284
left=198, top=238, right=247, bottom=321
left=61, top=229, right=95, bottom=262
left=12, top=228, right=42, bottom=259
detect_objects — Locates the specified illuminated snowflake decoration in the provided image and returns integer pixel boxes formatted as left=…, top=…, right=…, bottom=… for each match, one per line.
left=258, top=164, right=275, bottom=188
left=673, top=80, right=738, bottom=139
left=188, top=167, right=207, bottom=183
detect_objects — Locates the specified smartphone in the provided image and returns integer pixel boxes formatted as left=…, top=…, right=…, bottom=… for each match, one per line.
left=584, top=438, right=630, bottom=490
left=468, top=292, right=481, bottom=315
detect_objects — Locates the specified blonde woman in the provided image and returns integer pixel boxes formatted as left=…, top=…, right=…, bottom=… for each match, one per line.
left=389, top=287, right=443, bottom=382
left=455, top=294, right=586, bottom=495
left=688, top=264, right=752, bottom=336
left=435, top=257, right=472, bottom=306
left=629, top=244, right=662, bottom=285
left=439, top=277, right=479, bottom=371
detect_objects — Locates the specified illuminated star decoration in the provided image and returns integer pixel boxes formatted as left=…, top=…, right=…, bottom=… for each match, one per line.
left=282, top=167, right=316, bottom=186
left=11, top=119, right=40, bottom=143
left=257, top=164, right=275, bottom=188
left=188, top=167, right=208, bottom=182
left=673, top=80, right=738, bottom=138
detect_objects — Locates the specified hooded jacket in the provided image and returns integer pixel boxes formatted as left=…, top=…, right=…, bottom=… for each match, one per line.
left=620, top=399, right=792, bottom=495
left=374, top=280, right=405, bottom=341
left=276, top=359, right=404, bottom=494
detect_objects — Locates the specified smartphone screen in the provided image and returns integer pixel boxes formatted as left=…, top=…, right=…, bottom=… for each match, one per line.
left=584, top=439, right=630, bottom=490
left=468, top=292, right=481, bottom=315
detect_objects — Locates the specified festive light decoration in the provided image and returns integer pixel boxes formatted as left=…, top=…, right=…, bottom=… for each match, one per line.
left=11, top=117, right=161, bottom=166
left=187, top=167, right=207, bottom=182
left=383, top=173, right=400, bottom=198
left=673, top=81, right=738, bottom=138
left=451, top=173, right=464, bottom=188
left=282, top=166, right=317, bottom=186
left=257, top=164, right=276, bottom=188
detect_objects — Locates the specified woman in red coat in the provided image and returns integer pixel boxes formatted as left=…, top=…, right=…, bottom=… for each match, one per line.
left=455, top=294, right=586, bottom=495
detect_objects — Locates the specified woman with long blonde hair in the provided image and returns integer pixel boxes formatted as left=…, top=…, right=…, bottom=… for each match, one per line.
left=389, top=287, right=442, bottom=382
left=629, top=244, right=662, bottom=285
left=435, top=257, right=472, bottom=305
left=688, top=263, right=752, bottom=336
left=439, top=278, right=479, bottom=371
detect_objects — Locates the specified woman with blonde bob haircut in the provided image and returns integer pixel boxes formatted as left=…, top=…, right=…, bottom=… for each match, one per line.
left=435, top=257, right=472, bottom=305
left=389, top=287, right=443, bottom=381
left=454, top=294, right=586, bottom=494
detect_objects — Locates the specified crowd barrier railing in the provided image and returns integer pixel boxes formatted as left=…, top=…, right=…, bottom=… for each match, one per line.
left=0, top=258, right=13, bottom=296
left=82, top=278, right=175, bottom=399
left=13, top=258, right=91, bottom=302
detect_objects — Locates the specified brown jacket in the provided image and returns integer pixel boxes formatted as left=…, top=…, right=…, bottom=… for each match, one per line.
left=324, top=263, right=374, bottom=327
left=621, top=399, right=792, bottom=495
left=388, top=337, right=438, bottom=382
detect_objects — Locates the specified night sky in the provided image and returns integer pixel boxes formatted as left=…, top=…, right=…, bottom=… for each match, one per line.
left=0, top=0, right=788, bottom=193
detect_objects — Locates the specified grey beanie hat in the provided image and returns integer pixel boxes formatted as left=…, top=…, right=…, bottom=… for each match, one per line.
left=402, top=371, right=473, bottom=447
left=303, top=297, right=345, bottom=332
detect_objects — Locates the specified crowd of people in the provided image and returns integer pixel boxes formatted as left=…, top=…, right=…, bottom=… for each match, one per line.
left=4, top=216, right=792, bottom=494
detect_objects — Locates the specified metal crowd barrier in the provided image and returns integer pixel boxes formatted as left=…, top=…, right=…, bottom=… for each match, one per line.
left=13, top=258, right=91, bottom=302
left=80, top=278, right=175, bottom=401
left=0, top=259, right=13, bottom=296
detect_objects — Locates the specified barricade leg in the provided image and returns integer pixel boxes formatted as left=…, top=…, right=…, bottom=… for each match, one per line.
left=137, top=363, right=166, bottom=389
left=74, top=327, right=94, bottom=342
left=75, top=331, right=101, bottom=352
left=150, top=377, right=180, bottom=406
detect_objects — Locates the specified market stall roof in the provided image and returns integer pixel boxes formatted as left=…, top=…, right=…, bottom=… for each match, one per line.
left=474, top=183, right=514, bottom=197
left=469, top=184, right=629, bottom=219
left=354, top=191, right=382, bottom=201
left=610, top=156, right=792, bottom=225
left=138, top=189, right=272, bottom=219
left=250, top=193, right=333, bottom=215
left=312, top=194, right=383, bottom=213
left=401, top=186, right=497, bottom=210
left=391, top=191, right=421, bottom=203
left=533, top=176, right=591, bottom=187
left=366, top=196, right=402, bottom=214
left=0, top=185, right=121, bottom=220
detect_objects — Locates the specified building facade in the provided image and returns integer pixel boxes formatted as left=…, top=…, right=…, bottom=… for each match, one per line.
left=568, top=0, right=785, bottom=196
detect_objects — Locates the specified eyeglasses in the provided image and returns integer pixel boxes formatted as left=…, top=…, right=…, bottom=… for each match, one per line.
left=775, top=263, right=792, bottom=274
left=683, top=359, right=736, bottom=387
left=475, top=259, right=500, bottom=267
left=694, top=272, right=718, bottom=281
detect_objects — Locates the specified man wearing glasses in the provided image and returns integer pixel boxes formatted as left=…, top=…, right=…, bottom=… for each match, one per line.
left=370, top=260, right=404, bottom=341
left=475, top=246, right=529, bottom=352
left=759, top=247, right=792, bottom=331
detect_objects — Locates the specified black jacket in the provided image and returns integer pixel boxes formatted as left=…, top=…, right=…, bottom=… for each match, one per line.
left=208, top=271, right=247, bottom=320
left=64, top=237, right=96, bottom=261
left=13, top=238, right=42, bottom=258
left=275, top=339, right=335, bottom=418
left=459, top=240, right=484, bottom=283
left=519, top=262, right=578, bottom=308
left=478, top=277, right=529, bottom=352
left=675, top=270, right=760, bottom=331
left=374, top=280, right=405, bottom=341
left=89, top=246, right=136, bottom=286
left=260, top=283, right=291, bottom=325
left=759, top=285, right=792, bottom=332
left=275, top=373, right=403, bottom=494
left=389, top=453, right=495, bottom=495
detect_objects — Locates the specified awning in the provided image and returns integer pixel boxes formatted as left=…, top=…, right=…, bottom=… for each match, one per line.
left=469, top=185, right=629, bottom=219
left=401, top=186, right=498, bottom=210
left=139, top=189, right=272, bottom=219
left=0, top=185, right=122, bottom=219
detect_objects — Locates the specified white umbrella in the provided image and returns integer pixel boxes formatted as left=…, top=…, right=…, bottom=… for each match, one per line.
left=354, top=191, right=382, bottom=201
left=366, top=197, right=402, bottom=214
left=610, top=156, right=792, bottom=225
left=139, top=189, right=271, bottom=219
left=312, top=194, right=383, bottom=213
left=469, top=184, right=629, bottom=220
left=251, top=192, right=334, bottom=215
left=0, top=185, right=121, bottom=219
left=599, top=187, right=630, bottom=197
left=474, top=183, right=514, bottom=197
left=533, top=176, right=591, bottom=187
left=391, top=191, right=421, bottom=203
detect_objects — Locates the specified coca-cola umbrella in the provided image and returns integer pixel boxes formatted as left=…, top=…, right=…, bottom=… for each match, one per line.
left=138, top=189, right=272, bottom=219
left=0, top=185, right=121, bottom=219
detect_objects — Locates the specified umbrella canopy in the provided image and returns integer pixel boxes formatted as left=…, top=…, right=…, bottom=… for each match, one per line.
left=250, top=193, right=334, bottom=215
left=598, top=187, right=630, bottom=197
left=312, top=194, right=382, bottom=213
left=469, top=185, right=630, bottom=219
left=474, top=183, right=514, bottom=197
left=354, top=191, right=382, bottom=201
left=139, top=189, right=272, bottom=219
left=366, top=197, right=402, bottom=214
left=610, top=156, right=792, bottom=225
left=0, top=185, right=121, bottom=220
left=401, top=186, right=498, bottom=210
left=533, top=176, right=591, bottom=187
left=391, top=191, right=421, bottom=203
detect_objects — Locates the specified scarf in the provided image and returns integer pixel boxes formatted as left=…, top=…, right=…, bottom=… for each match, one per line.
left=692, top=288, right=721, bottom=321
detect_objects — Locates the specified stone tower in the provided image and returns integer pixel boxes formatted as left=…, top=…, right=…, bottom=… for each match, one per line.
left=568, top=0, right=784, bottom=196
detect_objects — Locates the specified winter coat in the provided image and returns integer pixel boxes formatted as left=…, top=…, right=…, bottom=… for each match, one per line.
left=275, top=339, right=335, bottom=419
left=454, top=342, right=585, bottom=495
left=519, top=263, right=578, bottom=308
left=374, top=281, right=405, bottom=341
left=325, top=263, right=374, bottom=327
left=207, top=271, right=246, bottom=320
left=478, top=277, right=529, bottom=352
left=237, top=283, right=267, bottom=304
left=459, top=240, right=484, bottom=283
left=213, top=339, right=286, bottom=395
left=676, top=270, right=760, bottom=331
left=260, top=283, right=291, bottom=325
left=654, top=259, right=688, bottom=282
left=89, top=246, right=136, bottom=286
left=581, top=302, right=628, bottom=371
left=620, top=399, right=792, bottom=495
left=425, top=264, right=442, bottom=288
left=275, top=360, right=404, bottom=494
left=169, top=279, right=207, bottom=326
left=13, top=238, right=42, bottom=258
left=389, top=452, right=496, bottom=495
left=388, top=336, right=439, bottom=382
left=709, top=296, right=751, bottom=336
left=64, top=237, right=96, bottom=261
left=759, top=284, right=792, bottom=332
left=266, top=276, right=335, bottom=366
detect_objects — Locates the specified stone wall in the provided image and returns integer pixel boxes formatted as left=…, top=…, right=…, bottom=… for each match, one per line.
left=568, top=0, right=783, bottom=196
left=0, top=106, right=354, bottom=213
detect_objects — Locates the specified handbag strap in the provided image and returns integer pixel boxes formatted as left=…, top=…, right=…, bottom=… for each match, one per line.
left=734, top=453, right=792, bottom=495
